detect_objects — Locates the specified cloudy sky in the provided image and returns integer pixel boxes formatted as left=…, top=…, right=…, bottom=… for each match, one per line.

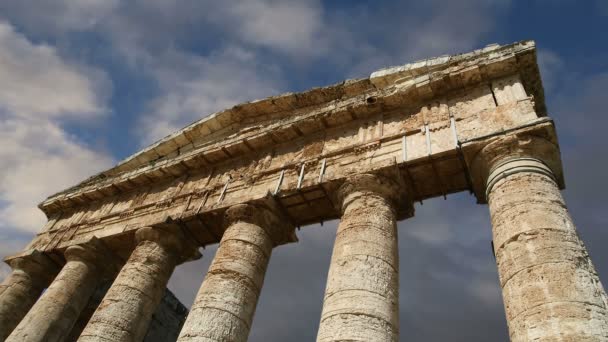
left=0, top=1, right=607, bottom=340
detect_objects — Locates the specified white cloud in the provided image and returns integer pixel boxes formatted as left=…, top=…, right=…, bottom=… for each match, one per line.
left=406, top=220, right=454, bottom=245
left=1, top=0, right=508, bottom=145
left=48, top=0, right=119, bottom=31
left=0, top=0, right=119, bottom=35
left=0, top=22, right=108, bottom=119
left=225, top=0, right=325, bottom=56
left=0, top=0, right=327, bottom=62
left=402, top=0, right=509, bottom=58
left=137, top=46, right=284, bottom=144
left=131, top=0, right=509, bottom=144
left=0, top=2, right=316, bottom=147
left=0, top=20, right=113, bottom=235
left=0, top=119, right=113, bottom=233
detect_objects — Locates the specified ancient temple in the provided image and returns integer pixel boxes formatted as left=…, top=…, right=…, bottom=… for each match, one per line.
left=1, top=40, right=607, bottom=341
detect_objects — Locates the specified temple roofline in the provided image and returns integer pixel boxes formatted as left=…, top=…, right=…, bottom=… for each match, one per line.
left=39, top=40, right=544, bottom=215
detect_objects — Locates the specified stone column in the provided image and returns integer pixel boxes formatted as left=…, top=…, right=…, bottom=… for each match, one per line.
left=475, top=136, right=608, bottom=341
left=6, top=238, right=116, bottom=342
left=78, top=226, right=200, bottom=342
left=177, top=203, right=295, bottom=342
left=0, top=250, right=59, bottom=340
left=317, top=173, right=402, bottom=342
left=65, top=281, right=111, bottom=342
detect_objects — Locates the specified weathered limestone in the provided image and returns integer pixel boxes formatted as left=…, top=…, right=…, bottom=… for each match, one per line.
left=78, top=226, right=199, bottom=342
left=472, top=135, right=608, bottom=341
left=67, top=281, right=188, bottom=342
left=6, top=238, right=117, bottom=342
left=66, top=282, right=112, bottom=342
left=27, top=41, right=541, bottom=254
left=0, top=250, right=59, bottom=340
left=5, top=41, right=608, bottom=341
left=317, top=173, right=402, bottom=342
left=177, top=202, right=295, bottom=342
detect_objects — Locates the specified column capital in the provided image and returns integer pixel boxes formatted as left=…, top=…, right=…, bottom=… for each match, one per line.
left=64, top=237, right=122, bottom=278
left=4, top=249, right=60, bottom=284
left=336, top=173, right=413, bottom=219
left=485, top=157, right=556, bottom=199
left=463, top=126, right=564, bottom=203
left=224, top=202, right=297, bottom=246
left=135, top=226, right=202, bottom=263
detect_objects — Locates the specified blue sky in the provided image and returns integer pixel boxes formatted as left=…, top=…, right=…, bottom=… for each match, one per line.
left=0, top=1, right=607, bottom=341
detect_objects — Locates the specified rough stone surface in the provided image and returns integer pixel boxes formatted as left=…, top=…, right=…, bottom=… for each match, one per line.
left=6, top=240, right=114, bottom=342
left=78, top=226, right=195, bottom=342
left=487, top=160, right=608, bottom=341
left=0, top=251, right=59, bottom=340
left=67, top=281, right=188, bottom=342
left=24, top=41, right=544, bottom=255
left=66, top=282, right=112, bottom=342
left=5, top=41, right=608, bottom=341
left=177, top=203, right=291, bottom=342
left=317, top=174, right=400, bottom=342
left=465, top=132, right=565, bottom=203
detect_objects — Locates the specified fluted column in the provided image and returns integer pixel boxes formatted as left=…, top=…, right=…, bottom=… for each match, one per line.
left=474, top=136, right=608, bottom=341
left=0, top=250, right=59, bottom=340
left=177, top=202, right=295, bottom=342
left=317, top=173, right=402, bottom=342
left=6, top=238, right=117, bottom=342
left=78, top=226, right=200, bottom=342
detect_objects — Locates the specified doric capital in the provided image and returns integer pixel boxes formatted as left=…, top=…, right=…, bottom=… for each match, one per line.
left=485, top=157, right=556, bottom=198
left=64, top=237, right=122, bottom=277
left=4, top=249, right=60, bottom=284
left=135, top=226, right=201, bottom=263
left=336, top=173, right=408, bottom=216
left=465, top=131, right=564, bottom=203
left=224, top=202, right=297, bottom=247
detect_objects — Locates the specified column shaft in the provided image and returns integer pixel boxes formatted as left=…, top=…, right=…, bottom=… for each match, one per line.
left=66, top=281, right=111, bottom=342
left=0, top=251, right=58, bottom=340
left=317, top=174, right=400, bottom=342
left=6, top=245, right=105, bottom=342
left=0, top=269, right=51, bottom=340
left=488, top=159, right=608, bottom=340
left=0, top=270, right=44, bottom=327
left=77, top=227, right=186, bottom=342
left=178, top=205, right=276, bottom=342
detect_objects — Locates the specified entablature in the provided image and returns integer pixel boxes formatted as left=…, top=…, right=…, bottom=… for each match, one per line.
left=39, top=40, right=544, bottom=217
